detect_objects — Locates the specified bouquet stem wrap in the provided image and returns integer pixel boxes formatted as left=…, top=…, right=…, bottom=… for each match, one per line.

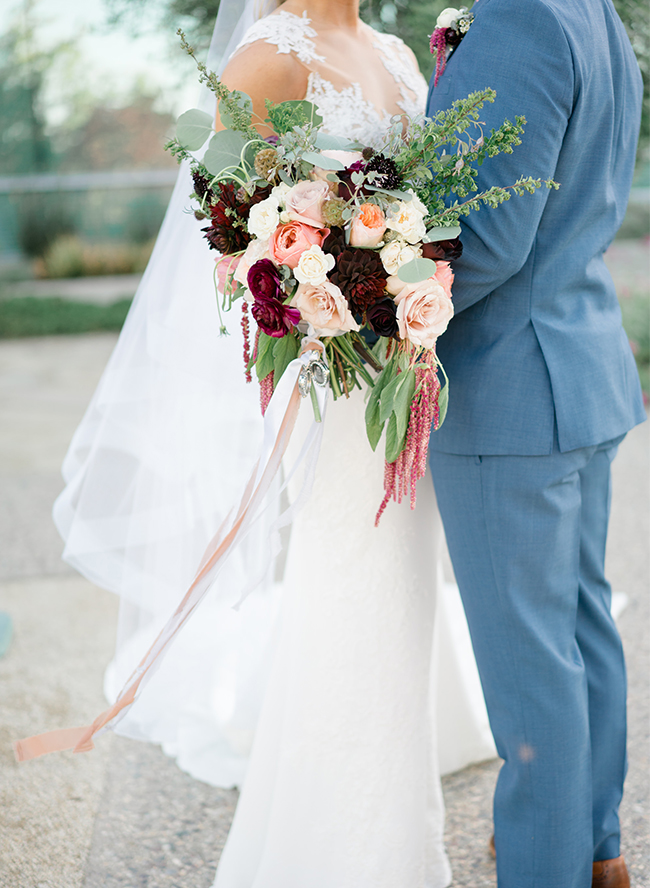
left=14, top=339, right=329, bottom=763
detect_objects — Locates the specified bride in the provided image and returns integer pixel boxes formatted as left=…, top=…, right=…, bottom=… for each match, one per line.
left=53, top=0, right=496, bottom=885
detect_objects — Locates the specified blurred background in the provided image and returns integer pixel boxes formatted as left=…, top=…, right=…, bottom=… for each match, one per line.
left=0, top=0, right=647, bottom=369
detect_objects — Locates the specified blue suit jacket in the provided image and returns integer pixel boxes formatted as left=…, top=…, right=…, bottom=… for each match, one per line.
left=426, top=0, right=645, bottom=455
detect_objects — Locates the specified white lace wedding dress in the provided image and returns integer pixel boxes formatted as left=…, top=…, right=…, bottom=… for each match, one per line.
left=211, top=13, right=487, bottom=888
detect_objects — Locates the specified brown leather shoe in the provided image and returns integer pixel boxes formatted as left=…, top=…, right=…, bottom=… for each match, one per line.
left=592, top=856, right=630, bottom=888
left=488, top=834, right=496, bottom=859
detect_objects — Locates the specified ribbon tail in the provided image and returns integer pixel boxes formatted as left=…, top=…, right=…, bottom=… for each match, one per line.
left=15, top=341, right=328, bottom=763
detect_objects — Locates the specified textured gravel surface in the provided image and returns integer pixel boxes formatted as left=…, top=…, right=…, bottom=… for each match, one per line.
left=0, top=240, right=647, bottom=888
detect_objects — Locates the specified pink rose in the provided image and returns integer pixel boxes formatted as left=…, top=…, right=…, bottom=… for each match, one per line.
left=233, top=238, right=270, bottom=300
left=215, top=253, right=241, bottom=296
left=349, top=203, right=387, bottom=248
left=394, top=277, right=454, bottom=348
left=269, top=222, right=330, bottom=269
left=433, top=260, right=454, bottom=299
left=293, top=281, right=360, bottom=337
left=285, top=179, right=331, bottom=227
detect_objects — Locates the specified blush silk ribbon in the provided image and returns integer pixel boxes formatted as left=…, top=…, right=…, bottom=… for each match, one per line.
left=14, top=338, right=329, bottom=762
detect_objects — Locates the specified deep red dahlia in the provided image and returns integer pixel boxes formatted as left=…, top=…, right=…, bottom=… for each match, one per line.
left=201, top=181, right=271, bottom=255
left=329, top=246, right=388, bottom=315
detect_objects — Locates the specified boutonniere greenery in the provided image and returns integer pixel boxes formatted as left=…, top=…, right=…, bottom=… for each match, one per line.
left=430, top=6, right=476, bottom=87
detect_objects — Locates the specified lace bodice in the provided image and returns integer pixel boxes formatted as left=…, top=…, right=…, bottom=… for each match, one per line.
left=235, top=10, right=428, bottom=147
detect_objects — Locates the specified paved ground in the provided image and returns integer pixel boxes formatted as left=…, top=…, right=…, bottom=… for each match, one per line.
left=0, top=240, right=648, bottom=887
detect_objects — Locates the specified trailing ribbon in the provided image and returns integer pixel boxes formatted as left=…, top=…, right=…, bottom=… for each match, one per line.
left=14, top=338, right=329, bottom=762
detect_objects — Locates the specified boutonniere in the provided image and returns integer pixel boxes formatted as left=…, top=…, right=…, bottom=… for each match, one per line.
left=430, top=6, right=475, bottom=87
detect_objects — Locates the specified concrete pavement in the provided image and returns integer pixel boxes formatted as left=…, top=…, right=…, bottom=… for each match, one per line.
left=0, top=321, right=647, bottom=886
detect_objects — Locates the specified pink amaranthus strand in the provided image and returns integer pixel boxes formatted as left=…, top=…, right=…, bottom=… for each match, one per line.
left=375, top=353, right=442, bottom=527
left=430, top=28, right=450, bottom=87
left=241, top=301, right=252, bottom=383
left=260, top=371, right=274, bottom=416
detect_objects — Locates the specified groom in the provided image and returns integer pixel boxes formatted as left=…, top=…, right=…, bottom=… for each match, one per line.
left=426, top=1, right=644, bottom=886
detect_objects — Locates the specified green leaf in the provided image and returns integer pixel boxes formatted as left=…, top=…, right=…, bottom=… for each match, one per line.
left=266, top=100, right=323, bottom=134
left=393, top=369, right=416, bottom=441
left=437, top=379, right=449, bottom=428
left=385, top=412, right=407, bottom=464
left=203, top=130, right=248, bottom=178
left=301, top=150, right=345, bottom=170
left=378, top=372, right=403, bottom=424
left=314, top=133, right=359, bottom=151
left=218, top=91, right=253, bottom=130
left=424, top=225, right=462, bottom=243
left=176, top=109, right=214, bottom=151
left=397, top=257, right=439, bottom=284
left=272, top=333, right=299, bottom=383
left=255, top=332, right=275, bottom=381
left=365, top=362, right=393, bottom=451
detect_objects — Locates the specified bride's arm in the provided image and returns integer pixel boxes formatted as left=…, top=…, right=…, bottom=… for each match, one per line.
left=216, top=42, right=310, bottom=137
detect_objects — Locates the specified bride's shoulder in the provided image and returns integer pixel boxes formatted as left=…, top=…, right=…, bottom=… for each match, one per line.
left=235, top=10, right=326, bottom=66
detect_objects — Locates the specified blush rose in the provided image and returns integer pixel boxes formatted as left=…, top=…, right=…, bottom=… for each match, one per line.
left=394, top=277, right=454, bottom=348
left=285, top=179, right=331, bottom=227
left=293, top=281, right=360, bottom=337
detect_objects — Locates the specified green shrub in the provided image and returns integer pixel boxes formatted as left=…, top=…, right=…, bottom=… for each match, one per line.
left=34, top=235, right=154, bottom=278
left=620, top=289, right=650, bottom=395
left=0, top=297, right=132, bottom=338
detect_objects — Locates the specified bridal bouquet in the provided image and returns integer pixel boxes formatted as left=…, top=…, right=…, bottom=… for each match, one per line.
left=167, top=32, right=554, bottom=521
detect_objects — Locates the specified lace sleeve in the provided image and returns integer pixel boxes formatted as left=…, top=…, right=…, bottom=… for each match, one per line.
left=372, top=32, right=429, bottom=117
left=236, top=10, right=326, bottom=65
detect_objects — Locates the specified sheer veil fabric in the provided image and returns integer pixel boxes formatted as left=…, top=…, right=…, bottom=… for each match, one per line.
left=53, top=0, right=495, bottom=806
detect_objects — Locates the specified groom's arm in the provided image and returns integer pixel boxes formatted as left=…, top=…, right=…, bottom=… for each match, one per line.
left=426, top=0, right=574, bottom=314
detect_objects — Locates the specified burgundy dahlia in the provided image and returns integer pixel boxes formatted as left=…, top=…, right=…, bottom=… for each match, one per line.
left=201, top=181, right=271, bottom=255
left=367, top=297, right=399, bottom=338
left=365, top=153, right=403, bottom=191
left=329, top=247, right=388, bottom=315
left=248, top=259, right=283, bottom=302
left=251, top=297, right=300, bottom=339
left=422, top=237, right=463, bottom=262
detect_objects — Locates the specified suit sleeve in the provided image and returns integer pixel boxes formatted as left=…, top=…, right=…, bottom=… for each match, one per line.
left=426, top=0, right=574, bottom=313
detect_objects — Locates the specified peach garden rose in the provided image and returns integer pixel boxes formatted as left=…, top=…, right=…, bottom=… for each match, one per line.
left=350, top=203, right=387, bottom=248
left=269, top=222, right=330, bottom=269
left=394, top=277, right=454, bottom=349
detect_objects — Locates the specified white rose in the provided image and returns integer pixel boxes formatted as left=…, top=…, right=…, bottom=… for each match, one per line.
left=407, top=189, right=429, bottom=218
left=271, top=182, right=292, bottom=207
left=247, top=196, right=280, bottom=239
left=294, top=244, right=335, bottom=286
left=437, top=7, right=461, bottom=29
left=380, top=239, right=422, bottom=275
left=386, top=198, right=428, bottom=245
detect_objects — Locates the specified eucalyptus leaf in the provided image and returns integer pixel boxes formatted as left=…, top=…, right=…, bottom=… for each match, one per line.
left=203, top=130, right=248, bottom=178
left=424, top=225, right=462, bottom=243
left=314, top=133, right=359, bottom=151
left=365, top=185, right=413, bottom=201
left=176, top=108, right=214, bottom=151
left=301, top=150, right=346, bottom=171
left=397, top=257, right=439, bottom=284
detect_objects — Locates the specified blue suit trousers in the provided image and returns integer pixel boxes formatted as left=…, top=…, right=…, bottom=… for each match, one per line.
left=430, top=436, right=626, bottom=888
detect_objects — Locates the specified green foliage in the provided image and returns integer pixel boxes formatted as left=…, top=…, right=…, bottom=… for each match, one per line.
left=265, top=100, right=323, bottom=136
left=0, top=297, right=132, bottom=338
left=620, top=290, right=650, bottom=395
